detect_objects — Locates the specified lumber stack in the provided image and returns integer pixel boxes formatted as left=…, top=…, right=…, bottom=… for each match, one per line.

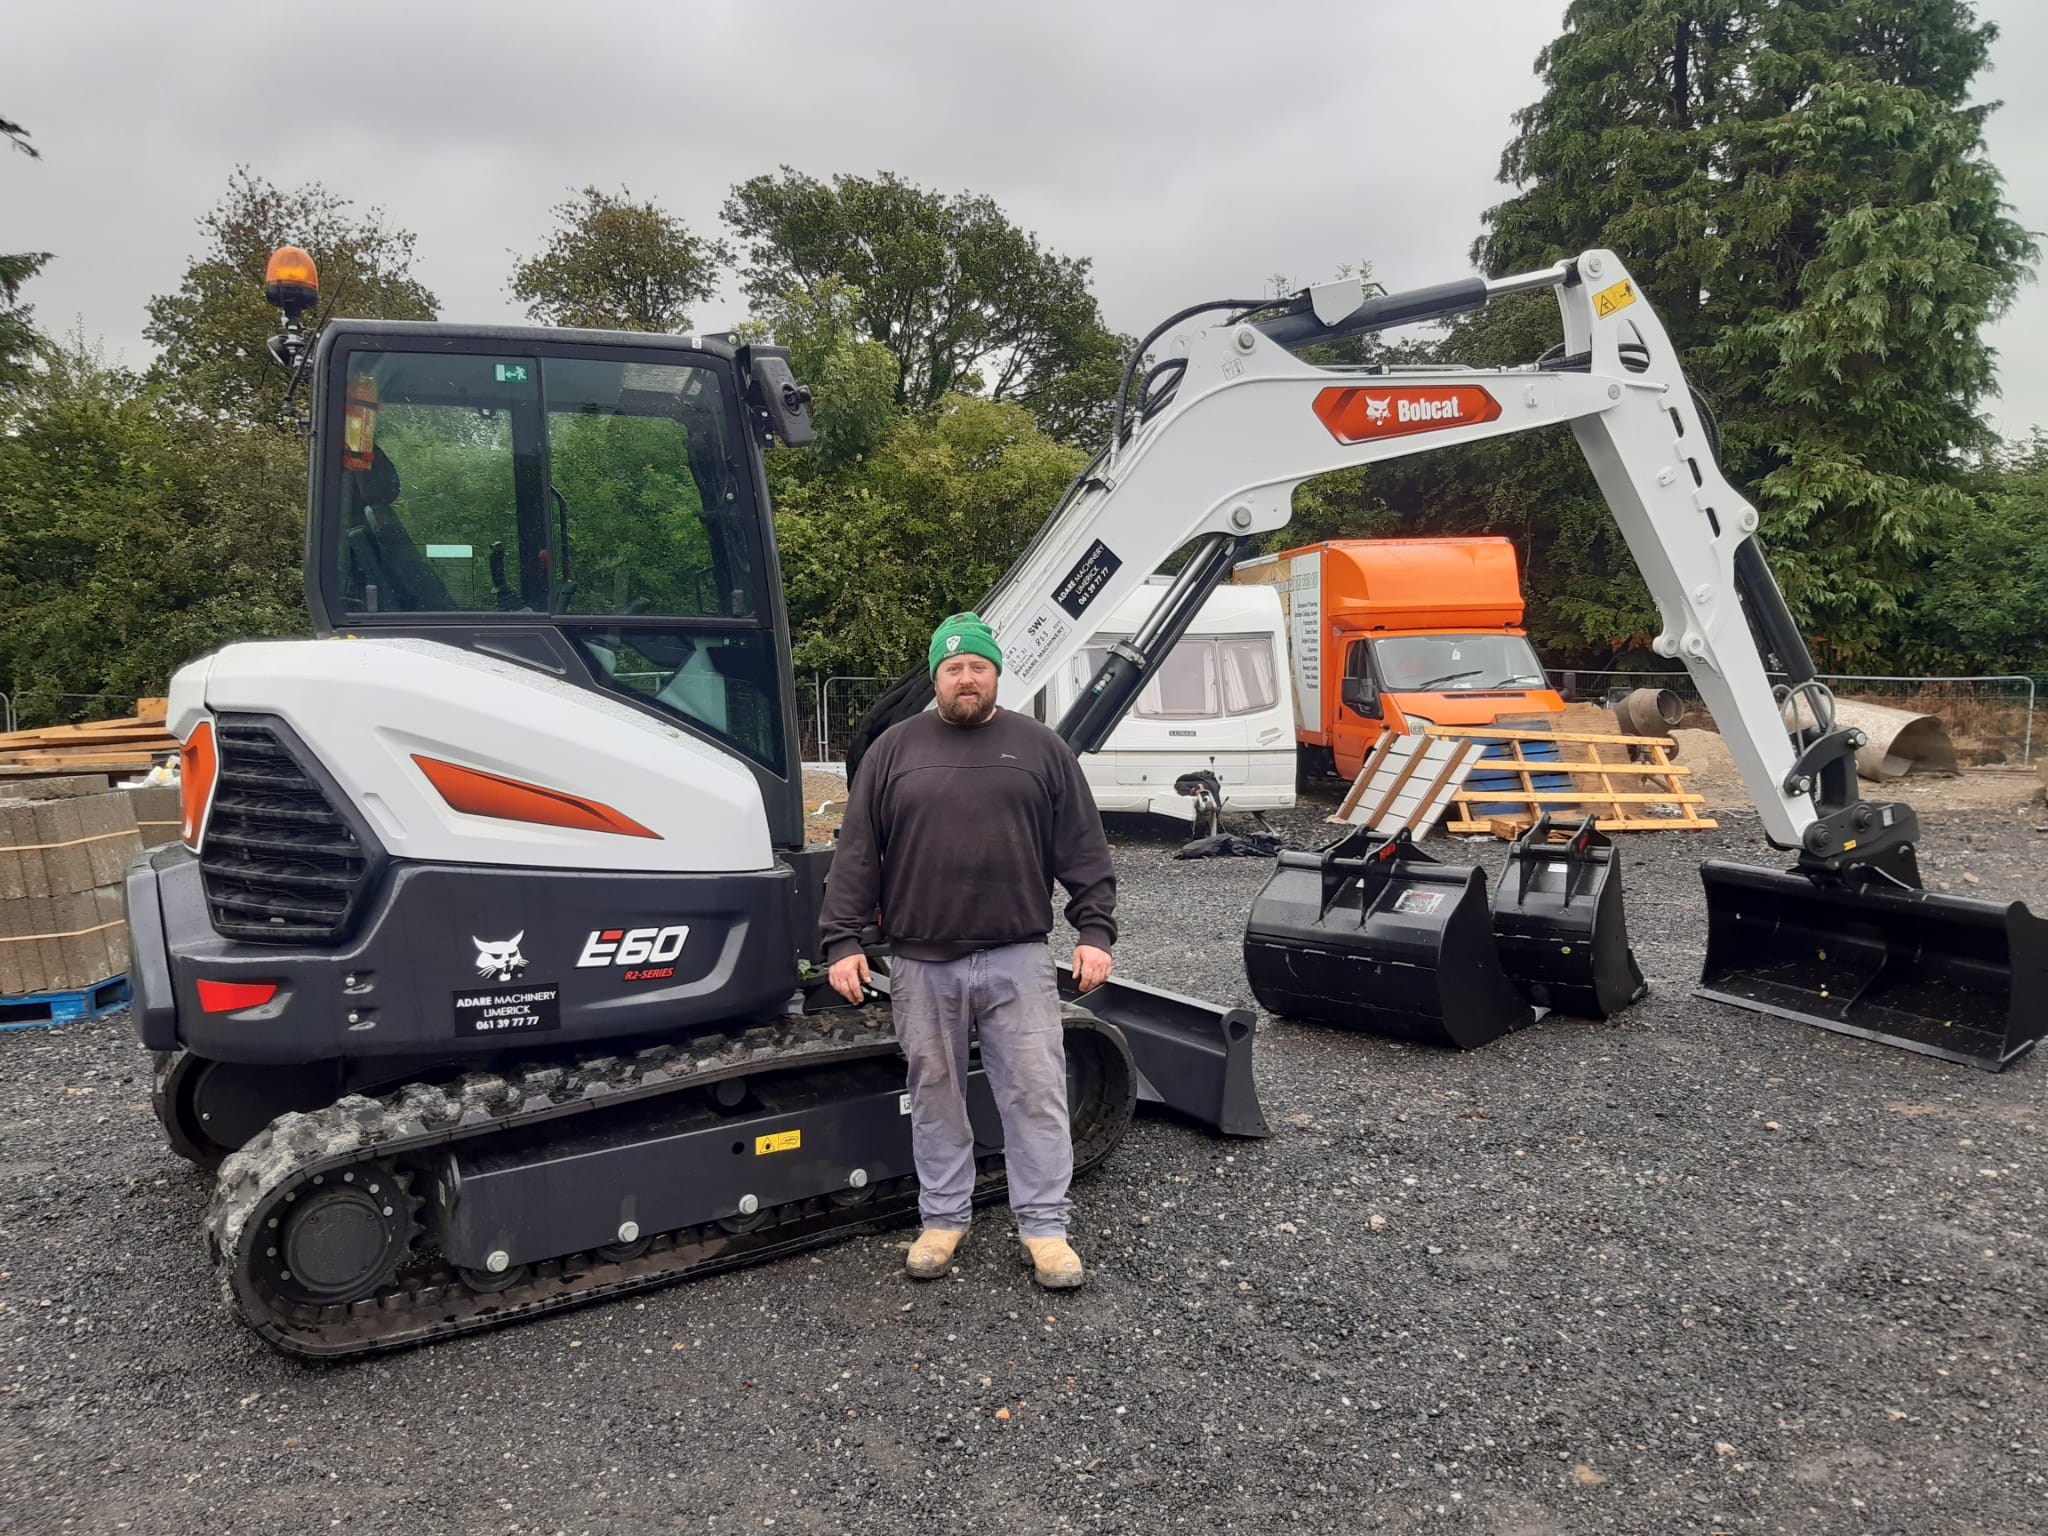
left=0, top=698, right=177, bottom=777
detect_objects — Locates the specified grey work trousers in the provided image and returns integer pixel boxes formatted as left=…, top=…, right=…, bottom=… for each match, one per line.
left=890, top=941, right=1072, bottom=1239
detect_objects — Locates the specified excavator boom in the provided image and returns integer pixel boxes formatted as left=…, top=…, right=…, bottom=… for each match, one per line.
left=964, top=250, right=2043, bottom=1070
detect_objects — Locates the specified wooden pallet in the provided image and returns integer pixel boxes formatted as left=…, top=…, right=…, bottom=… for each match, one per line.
left=1427, top=725, right=1717, bottom=835
left=0, top=698, right=176, bottom=776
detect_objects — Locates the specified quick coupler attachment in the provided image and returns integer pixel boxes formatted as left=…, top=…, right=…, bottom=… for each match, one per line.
left=1243, top=826, right=1535, bottom=1049
left=1493, top=814, right=1648, bottom=1019
left=1697, top=860, right=2048, bottom=1072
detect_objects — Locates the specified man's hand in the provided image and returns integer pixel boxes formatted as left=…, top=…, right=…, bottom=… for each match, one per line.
left=828, top=952, right=872, bottom=1004
left=1071, top=944, right=1112, bottom=994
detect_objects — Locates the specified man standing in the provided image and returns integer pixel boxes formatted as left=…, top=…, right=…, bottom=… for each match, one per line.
left=820, top=612, right=1116, bottom=1290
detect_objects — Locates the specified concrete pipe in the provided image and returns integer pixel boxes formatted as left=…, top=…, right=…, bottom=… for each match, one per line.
left=1825, top=698, right=1959, bottom=781
left=1613, top=687, right=1683, bottom=738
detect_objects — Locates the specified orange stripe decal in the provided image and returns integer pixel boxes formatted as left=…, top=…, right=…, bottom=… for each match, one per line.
left=412, top=756, right=661, bottom=839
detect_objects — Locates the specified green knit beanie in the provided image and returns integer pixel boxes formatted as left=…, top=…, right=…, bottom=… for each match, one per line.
left=927, top=612, right=1004, bottom=676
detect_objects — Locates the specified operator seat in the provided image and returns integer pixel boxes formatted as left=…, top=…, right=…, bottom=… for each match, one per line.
left=341, top=446, right=457, bottom=613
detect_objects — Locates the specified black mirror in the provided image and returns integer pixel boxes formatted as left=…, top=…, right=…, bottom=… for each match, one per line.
left=1341, top=676, right=1381, bottom=717
left=741, top=346, right=815, bottom=447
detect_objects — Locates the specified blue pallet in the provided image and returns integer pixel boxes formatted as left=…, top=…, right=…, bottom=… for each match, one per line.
left=0, top=975, right=132, bottom=1031
left=1464, top=735, right=1575, bottom=817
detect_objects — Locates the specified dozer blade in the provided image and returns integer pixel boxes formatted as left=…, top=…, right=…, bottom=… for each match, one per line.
left=1058, top=963, right=1270, bottom=1137
left=1493, top=814, right=1648, bottom=1019
left=1242, top=826, right=1535, bottom=1049
left=1698, top=859, right=2048, bottom=1072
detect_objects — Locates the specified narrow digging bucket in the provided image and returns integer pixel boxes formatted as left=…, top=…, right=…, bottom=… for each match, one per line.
left=1493, top=814, right=1648, bottom=1019
left=1243, top=826, right=1535, bottom=1049
left=1698, top=860, right=2048, bottom=1072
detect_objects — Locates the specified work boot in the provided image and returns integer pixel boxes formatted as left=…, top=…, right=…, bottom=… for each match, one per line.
left=905, top=1227, right=966, bottom=1280
left=1019, top=1235, right=1086, bottom=1290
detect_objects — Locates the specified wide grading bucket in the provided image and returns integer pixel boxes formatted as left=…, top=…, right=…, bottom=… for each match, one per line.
left=1492, top=815, right=1648, bottom=1019
left=1243, top=827, right=1535, bottom=1049
left=1698, top=860, right=2048, bottom=1071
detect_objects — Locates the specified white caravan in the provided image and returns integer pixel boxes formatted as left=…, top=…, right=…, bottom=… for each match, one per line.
left=1032, top=580, right=1296, bottom=825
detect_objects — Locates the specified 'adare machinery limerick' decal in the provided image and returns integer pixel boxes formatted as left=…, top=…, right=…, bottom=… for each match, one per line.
left=453, top=982, right=561, bottom=1036
left=1052, top=538, right=1123, bottom=619
left=1312, top=384, right=1503, bottom=444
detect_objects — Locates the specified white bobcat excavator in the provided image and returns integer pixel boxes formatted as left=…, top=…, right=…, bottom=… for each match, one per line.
left=127, top=244, right=2041, bottom=1358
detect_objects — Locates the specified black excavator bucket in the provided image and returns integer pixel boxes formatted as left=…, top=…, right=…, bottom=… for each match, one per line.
left=1492, top=814, right=1648, bottom=1019
left=1057, top=964, right=1270, bottom=1137
left=1242, top=826, right=1535, bottom=1049
left=1697, top=860, right=2048, bottom=1072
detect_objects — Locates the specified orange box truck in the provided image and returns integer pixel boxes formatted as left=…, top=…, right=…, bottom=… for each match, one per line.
left=1232, top=536, right=1565, bottom=781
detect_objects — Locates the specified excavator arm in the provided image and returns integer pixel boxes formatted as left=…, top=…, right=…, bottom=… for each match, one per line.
left=980, top=250, right=1873, bottom=865
left=958, top=249, right=2043, bottom=1070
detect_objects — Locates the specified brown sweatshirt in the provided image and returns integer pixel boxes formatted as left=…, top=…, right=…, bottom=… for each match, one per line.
left=818, top=707, right=1116, bottom=963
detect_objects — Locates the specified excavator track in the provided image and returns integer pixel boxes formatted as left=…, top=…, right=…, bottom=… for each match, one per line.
left=207, top=1003, right=1136, bottom=1358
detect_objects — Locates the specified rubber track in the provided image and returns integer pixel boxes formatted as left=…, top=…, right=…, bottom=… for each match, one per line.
left=206, top=1003, right=1135, bottom=1358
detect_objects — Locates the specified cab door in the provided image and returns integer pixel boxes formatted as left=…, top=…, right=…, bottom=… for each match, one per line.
left=1332, top=635, right=1388, bottom=780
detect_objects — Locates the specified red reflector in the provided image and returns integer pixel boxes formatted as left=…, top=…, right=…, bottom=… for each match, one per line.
left=197, top=979, right=280, bottom=1013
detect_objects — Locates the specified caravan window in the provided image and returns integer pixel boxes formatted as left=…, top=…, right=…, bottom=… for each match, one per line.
left=1217, top=637, right=1279, bottom=715
left=1078, top=635, right=1281, bottom=721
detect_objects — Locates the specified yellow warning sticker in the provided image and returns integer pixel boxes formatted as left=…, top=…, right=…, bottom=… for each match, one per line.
left=755, top=1129, right=801, bottom=1155
left=1594, top=278, right=1636, bottom=317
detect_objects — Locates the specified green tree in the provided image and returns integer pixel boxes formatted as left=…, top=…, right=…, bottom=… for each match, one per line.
left=0, top=342, right=308, bottom=723
left=508, top=186, right=731, bottom=334
left=1, top=110, right=49, bottom=398
left=0, top=249, right=49, bottom=400
left=1472, top=0, right=2037, bottom=663
left=772, top=394, right=1087, bottom=675
left=1897, top=432, right=2048, bottom=675
left=143, top=168, right=437, bottom=425
left=723, top=169, right=1125, bottom=441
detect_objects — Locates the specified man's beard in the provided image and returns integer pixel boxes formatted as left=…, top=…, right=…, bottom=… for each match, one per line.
left=937, top=689, right=998, bottom=726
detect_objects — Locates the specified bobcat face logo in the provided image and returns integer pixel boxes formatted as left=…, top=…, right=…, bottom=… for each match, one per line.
left=473, top=932, right=528, bottom=982
left=1363, top=396, right=1392, bottom=424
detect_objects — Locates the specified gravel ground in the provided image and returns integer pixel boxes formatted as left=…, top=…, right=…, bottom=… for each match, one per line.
left=3, top=807, right=2044, bottom=1536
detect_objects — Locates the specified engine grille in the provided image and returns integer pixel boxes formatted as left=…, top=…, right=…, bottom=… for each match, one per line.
left=200, top=716, right=379, bottom=944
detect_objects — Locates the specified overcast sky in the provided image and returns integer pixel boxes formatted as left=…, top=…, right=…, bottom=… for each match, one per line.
left=7, top=1, right=2045, bottom=437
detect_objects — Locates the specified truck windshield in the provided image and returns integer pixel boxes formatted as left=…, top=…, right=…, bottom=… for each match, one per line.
left=1372, top=634, right=1547, bottom=692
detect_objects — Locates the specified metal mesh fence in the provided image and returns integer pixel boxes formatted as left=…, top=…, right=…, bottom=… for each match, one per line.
left=793, top=677, right=823, bottom=765
left=819, top=676, right=896, bottom=764
left=1550, top=669, right=2037, bottom=768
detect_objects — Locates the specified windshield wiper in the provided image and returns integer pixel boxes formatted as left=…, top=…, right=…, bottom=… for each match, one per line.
left=1413, top=668, right=1484, bottom=690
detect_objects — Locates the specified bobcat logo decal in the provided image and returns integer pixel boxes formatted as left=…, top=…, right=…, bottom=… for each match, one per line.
left=1363, top=395, right=1392, bottom=424
left=473, top=932, right=528, bottom=982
